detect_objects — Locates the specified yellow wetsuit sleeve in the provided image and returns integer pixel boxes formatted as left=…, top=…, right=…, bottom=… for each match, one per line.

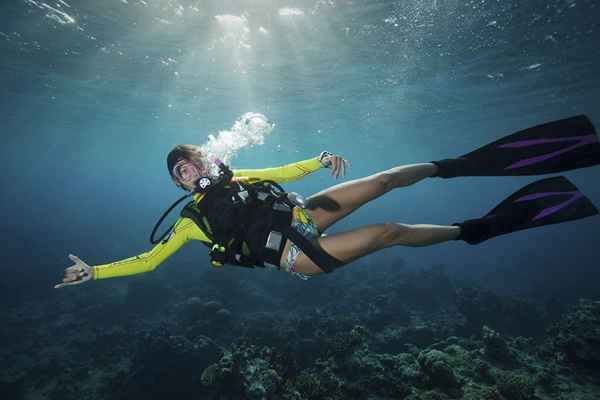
left=233, top=156, right=322, bottom=184
left=92, top=217, right=210, bottom=280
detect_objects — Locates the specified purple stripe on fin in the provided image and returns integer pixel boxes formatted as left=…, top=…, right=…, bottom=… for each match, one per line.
left=498, top=134, right=597, bottom=170
left=514, top=190, right=583, bottom=221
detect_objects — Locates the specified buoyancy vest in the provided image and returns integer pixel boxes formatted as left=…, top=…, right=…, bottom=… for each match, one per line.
left=181, top=180, right=291, bottom=268
left=180, top=180, right=344, bottom=272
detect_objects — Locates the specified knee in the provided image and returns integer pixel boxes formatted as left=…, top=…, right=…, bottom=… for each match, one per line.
left=379, top=223, right=411, bottom=246
left=374, top=172, right=395, bottom=192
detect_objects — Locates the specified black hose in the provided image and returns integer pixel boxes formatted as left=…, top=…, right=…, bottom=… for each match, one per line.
left=149, top=193, right=192, bottom=244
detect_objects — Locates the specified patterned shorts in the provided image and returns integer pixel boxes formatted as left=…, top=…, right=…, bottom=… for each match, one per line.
left=278, top=207, right=321, bottom=280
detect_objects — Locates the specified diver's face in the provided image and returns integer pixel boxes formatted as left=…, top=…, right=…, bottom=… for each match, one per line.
left=173, top=159, right=205, bottom=191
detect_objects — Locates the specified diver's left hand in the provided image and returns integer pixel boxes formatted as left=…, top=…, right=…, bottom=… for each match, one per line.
left=54, top=254, right=93, bottom=289
left=319, top=151, right=349, bottom=179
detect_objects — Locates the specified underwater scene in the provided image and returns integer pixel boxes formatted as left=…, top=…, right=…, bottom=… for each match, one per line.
left=2, top=0, right=600, bottom=399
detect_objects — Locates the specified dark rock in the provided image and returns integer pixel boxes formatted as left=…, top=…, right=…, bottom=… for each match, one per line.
left=417, top=350, right=461, bottom=390
left=201, top=345, right=286, bottom=400
left=547, top=299, right=600, bottom=370
left=0, top=379, right=24, bottom=400
left=115, top=332, right=222, bottom=399
left=482, top=325, right=512, bottom=362
left=203, top=300, right=225, bottom=314
left=495, top=371, right=535, bottom=400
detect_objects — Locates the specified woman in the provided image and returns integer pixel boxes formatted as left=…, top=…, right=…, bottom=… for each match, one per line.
left=56, top=115, right=600, bottom=288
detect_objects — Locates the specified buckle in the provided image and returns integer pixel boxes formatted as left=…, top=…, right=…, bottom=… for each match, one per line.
left=272, top=201, right=291, bottom=212
left=257, top=192, right=269, bottom=201
left=265, top=231, right=283, bottom=251
left=238, top=190, right=249, bottom=202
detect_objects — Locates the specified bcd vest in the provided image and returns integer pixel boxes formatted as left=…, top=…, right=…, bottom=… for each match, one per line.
left=181, top=180, right=292, bottom=268
left=180, top=180, right=343, bottom=272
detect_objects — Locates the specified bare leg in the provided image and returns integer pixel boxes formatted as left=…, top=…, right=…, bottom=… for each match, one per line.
left=306, top=163, right=438, bottom=233
left=292, top=222, right=460, bottom=275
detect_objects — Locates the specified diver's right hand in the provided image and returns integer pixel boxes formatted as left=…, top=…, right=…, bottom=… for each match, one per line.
left=54, top=254, right=93, bottom=289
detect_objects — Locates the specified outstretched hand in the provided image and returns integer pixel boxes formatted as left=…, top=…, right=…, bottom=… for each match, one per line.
left=54, top=254, right=92, bottom=289
left=319, top=151, right=349, bottom=179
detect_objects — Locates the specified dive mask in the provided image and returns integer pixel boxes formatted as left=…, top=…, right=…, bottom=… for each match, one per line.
left=172, top=158, right=233, bottom=193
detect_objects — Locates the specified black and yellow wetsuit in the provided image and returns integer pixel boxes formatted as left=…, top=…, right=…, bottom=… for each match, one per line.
left=92, top=157, right=323, bottom=280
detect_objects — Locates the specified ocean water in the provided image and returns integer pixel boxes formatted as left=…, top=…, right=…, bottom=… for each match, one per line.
left=2, top=1, right=600, bottom=399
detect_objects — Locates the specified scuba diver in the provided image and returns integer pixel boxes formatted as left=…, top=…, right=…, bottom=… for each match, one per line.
left=56, top=115, right=600, bottom=288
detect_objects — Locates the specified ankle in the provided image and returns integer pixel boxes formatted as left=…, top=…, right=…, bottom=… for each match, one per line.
left=451, top=223, right=463, bottom=240
left=429, top=162, right=440, bottom=178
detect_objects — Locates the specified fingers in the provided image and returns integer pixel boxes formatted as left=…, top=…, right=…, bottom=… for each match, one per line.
left=322, top=153, right=349, bottom=178
left=65, top=270, right=87, bottom=280
left=55, top=270, right=89, bottom=289
left=68, top=254, right=90, bottom=272
left=331, top=157, right=339, bottom=177
left=330, top=156, right=348, bottom=179
left=66, top=255, right=86, bottom=276
left=54, top=281, right=81, bottom=289
left=63, top=273, right=80, bottom=282
left=55, top=274, right=82, bottom=288
left=331, top=157, right=337, bottom=178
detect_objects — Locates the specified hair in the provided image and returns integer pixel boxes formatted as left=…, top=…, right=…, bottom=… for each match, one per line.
left=166, top=144, right=205, bottom=186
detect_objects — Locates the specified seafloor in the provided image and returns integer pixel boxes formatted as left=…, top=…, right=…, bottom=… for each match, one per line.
left=1, top=262, right=599, bottom=400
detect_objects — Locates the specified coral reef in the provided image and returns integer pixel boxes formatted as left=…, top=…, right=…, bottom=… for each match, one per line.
left=482, top=325, right=513, bottom=363
left=3, top=268, right=600, bottom=399
left=546, top=299, right=600, bottom=370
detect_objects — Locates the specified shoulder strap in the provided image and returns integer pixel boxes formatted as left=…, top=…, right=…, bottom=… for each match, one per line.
left=180, top=201, right=215, bottom=244
left=181, top=199, right=254, bottom=268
